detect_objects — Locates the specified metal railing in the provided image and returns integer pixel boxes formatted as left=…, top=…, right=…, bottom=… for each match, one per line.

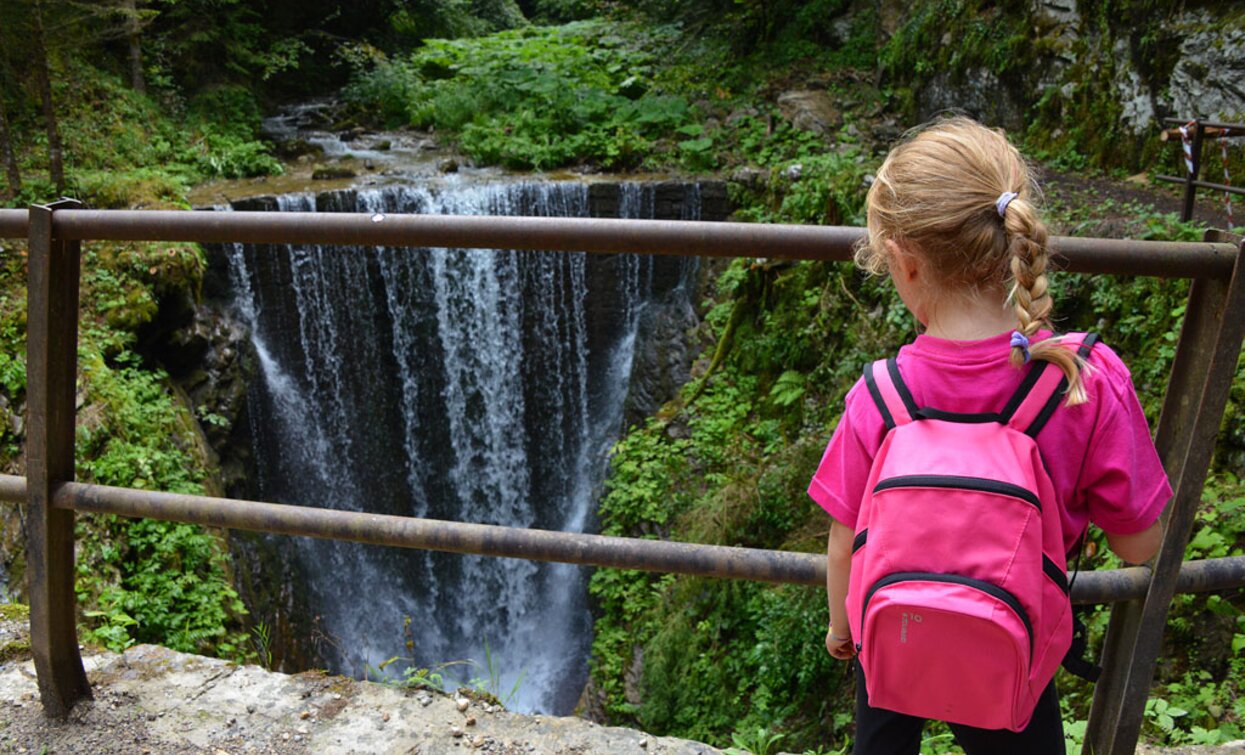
left=1156, top=118, right=1244, bottom=224
left=2, top=202, right=1244, bottom=755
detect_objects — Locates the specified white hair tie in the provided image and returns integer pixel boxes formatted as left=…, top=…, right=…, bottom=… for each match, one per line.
left=996, top=191, right=1019, bottom=218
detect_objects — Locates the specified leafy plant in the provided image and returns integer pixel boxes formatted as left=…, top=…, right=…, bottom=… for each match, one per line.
left=252, top=621, right=275, bottom=669
left=726, top=726, right=786, bottom=755
left=467, top=638, right=525, bottom=707
left=370, top=654, right=455, bottom=690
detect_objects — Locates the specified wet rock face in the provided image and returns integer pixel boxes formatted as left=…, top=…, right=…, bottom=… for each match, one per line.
left=1170, top=20, right=1245, bottom=122
left=917, top=70, right=1028, bottom=132
left=623, top=289, right=699, bottom=430
left=899, top=5, right=1242, bottom=134
left=141, top=288, right=256, bottom=496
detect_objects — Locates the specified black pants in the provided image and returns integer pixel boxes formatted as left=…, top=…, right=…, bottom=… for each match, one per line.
left=852, top=664, right=1064, bottom=754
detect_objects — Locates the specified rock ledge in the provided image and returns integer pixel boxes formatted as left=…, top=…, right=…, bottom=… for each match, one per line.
left=0, top=645, right=721, bottom=754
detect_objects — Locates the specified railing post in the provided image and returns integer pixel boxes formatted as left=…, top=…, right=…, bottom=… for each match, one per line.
left=26, top=198, right=91, bottom=716
left=1085, top=231, right=1245, bottom=754
left=1182, top=121, right=1205, bottom=222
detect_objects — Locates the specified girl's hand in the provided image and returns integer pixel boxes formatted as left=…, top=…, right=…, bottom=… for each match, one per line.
left=825, top=627, right=855, bottom=660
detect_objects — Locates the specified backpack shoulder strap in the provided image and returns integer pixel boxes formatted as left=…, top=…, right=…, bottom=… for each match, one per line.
left=1004, top=332, right=1100, bottom=436
left=863, top=358, right=918, bottom=430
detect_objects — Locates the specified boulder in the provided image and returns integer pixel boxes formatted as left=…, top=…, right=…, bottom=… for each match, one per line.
left=311, top=166, right=357, bottom=181
left=776, top=90, right=843, bottom=136
left=1169, top=21, right=1245, bottom=121
left=272, top=138, right=324, bottom=161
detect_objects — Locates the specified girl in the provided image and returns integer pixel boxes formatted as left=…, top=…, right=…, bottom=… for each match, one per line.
left=807, top=117, right=1169, bottom=753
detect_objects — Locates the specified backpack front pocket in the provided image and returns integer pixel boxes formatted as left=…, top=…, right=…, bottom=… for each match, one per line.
left=859, top=572, right=1035, bottom=731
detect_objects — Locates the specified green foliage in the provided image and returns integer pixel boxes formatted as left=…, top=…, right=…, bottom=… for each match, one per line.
left=185, top=86, right=284, bottom=179
left=622, top=0, right=858, bottom=60
left=78, top=516, right=245, bottom=656
left=0, top=228, right=243, bottom=662
left=344, top=21, right=704, bottom=170
left=880, top=0, right=1036, bottom=79
left=371, top=632, right=523, bottom=707
left=526, top=0, right=601, bottom=23
left=468, top=637, right=526, bottom=707
left=0, top=64, right=280, bottom=208
left=252, top=620, right=275, bottom=669
left=143, top=0, right=308, bottom=88
left=69, top=350, right=246, bottom=656
left=726, top=726, right=786, bottom=755
left=371, top=653, right=452, bottom=690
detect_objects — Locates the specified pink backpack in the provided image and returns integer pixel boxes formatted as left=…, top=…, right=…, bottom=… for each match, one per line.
left=845, top=333, right=1097, bottom=732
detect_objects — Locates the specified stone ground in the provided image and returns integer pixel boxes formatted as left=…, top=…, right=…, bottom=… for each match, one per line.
left=1, top=642, right=1243, bottom=755
left=0, top=644, right=723, bottom=755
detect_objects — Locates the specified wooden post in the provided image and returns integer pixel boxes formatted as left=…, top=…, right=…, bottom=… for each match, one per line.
left=26, top=198, right=91, bottom=716
left=1182, top=122, right=1205, bottom=222
left=1085, top=232, right=1245, bottom=754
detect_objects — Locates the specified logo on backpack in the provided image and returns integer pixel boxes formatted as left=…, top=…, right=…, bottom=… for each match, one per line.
left=845, top=335, right=1097, bottom=732
left=899, top=612, right=921, bottom=644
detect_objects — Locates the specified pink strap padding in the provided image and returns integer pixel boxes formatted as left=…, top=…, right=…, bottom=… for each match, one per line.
left=1007, top=333, right=1089, bottom=432
left=870, top=358, right=914, bottom=426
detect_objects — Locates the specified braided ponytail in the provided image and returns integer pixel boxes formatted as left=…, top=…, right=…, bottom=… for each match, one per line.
left=1003, top=197, right=1087, bottom=404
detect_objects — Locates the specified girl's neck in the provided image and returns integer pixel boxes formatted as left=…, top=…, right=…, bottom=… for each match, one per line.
left=921, top=294, right=1017, bottom=341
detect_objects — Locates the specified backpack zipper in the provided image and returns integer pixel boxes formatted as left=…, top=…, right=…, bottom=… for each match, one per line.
left=862, top=572, right=1035, bottom=659
left=873, top=475, right=1041, bottom=510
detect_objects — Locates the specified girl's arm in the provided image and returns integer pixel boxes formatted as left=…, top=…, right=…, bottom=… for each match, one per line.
left=1106, top=519, right=1163, bottom=565
left=825, top=519, right=856, bottom=660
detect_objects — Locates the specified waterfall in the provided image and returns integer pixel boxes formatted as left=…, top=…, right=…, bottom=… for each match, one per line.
left=222, top=179, right=698, bottom=714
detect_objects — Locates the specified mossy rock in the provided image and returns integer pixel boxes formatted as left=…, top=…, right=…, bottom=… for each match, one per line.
left=0, top=603, right=28, bottom=621
left=311, top=167, right=357, bottom=180
left=0, top=638, right=30, bottom=663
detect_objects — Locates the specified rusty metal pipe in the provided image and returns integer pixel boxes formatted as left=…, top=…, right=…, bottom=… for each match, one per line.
left=1155, top=175, right=1245, bottom=196
left=0, top=473, right=25, bottom=503
left=0, top=209, right=1238, bottom=278
left=1163, top=118, right=1245, bottom=132
left=0, top=209, right=26, bottom=239
left=53, top=480, right=822, bottom=586
left=2, top=476, right=1230, bottom=603
left=1047, top=236, right=1235, bottom=278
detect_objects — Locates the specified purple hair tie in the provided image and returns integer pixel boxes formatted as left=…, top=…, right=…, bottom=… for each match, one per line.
left=1010, top=330, right=1031, bottom=363
left=996, top=191, right=1019, bottom=218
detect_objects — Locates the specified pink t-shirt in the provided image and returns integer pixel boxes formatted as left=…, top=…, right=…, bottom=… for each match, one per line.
left=807, top=331, right=1171, bottom=553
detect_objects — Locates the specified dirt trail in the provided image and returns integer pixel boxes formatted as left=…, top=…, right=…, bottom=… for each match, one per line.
left=1039, top=168, right=1237, bottom=238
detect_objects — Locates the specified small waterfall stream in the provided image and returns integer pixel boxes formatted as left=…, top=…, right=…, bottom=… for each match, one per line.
left=222, top=179, right=703, bottom=713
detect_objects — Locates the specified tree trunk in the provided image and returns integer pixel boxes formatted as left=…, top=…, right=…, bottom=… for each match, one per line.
left=124, top=0, right=145, bottom=93
left=0, top=10, right=23, bottom=199
left=0, top=99, right=20, bottom=200
left=31, top=0, right=64, bottom=193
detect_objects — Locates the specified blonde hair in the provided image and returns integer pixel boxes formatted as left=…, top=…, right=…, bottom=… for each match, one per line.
left=856, top=116, right=1087, bottom=404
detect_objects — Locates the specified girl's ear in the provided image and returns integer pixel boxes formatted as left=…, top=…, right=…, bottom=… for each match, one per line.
left=885, top=239, right=922, bottom=283
left=885, top=239, right=930, bottom=327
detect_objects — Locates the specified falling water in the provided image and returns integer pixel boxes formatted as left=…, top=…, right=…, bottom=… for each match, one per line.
left=222, top=179, right=700, bottom=713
